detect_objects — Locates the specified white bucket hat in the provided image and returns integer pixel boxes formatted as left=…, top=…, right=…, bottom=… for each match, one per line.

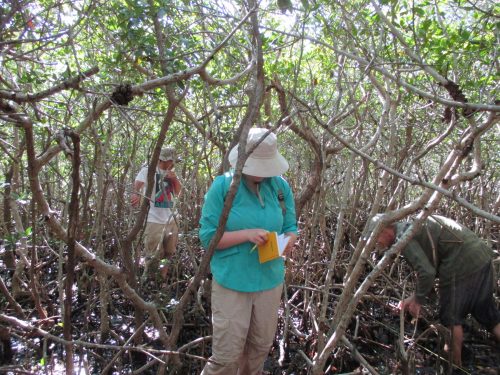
left=228, top=128, right=289, bottom=177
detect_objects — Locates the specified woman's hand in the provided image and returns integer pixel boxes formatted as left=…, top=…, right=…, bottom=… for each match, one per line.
left=245, top=229, right=269, bottom=246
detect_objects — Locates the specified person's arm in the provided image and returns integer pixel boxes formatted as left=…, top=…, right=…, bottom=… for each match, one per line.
left=216, top=229, right=269, bottom=250
left=277, top=177, right=298, bottom=256
left=165, top=170, right=182, bottom=195
left=401, top=240, right=436, bottom=304
left=278, top=177, right=298, bottom=235
left=130, top=180, right=145, bottom=207
left=199, top=176, right=229, bottom=250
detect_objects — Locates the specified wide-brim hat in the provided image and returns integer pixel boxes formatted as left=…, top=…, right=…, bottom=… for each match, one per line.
left=228, top=128, right=289, bottom=178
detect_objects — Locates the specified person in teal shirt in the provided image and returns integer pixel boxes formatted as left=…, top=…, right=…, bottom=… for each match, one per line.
left=200, top=128, right=297, bottom=375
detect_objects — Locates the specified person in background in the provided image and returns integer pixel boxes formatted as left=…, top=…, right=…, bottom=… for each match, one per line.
left=367, top=214, right=500, bottom=370
left=131, top=147, right=182, bottom=280
left=199, top=128, right=298, bottom=374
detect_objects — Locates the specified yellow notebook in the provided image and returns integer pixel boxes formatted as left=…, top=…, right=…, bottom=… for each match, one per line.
left=256, top=232, right=290, bottom=263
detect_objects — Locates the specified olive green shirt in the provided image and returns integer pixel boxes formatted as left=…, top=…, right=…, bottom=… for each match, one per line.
left=397, top=215, right=493, bottom=304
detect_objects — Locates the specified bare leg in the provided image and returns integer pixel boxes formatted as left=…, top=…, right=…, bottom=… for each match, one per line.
left=448, top=325, right=463, bottom=367
left=160, top=221, right=178, bottom=279
left=492, top=322, right=500, bottom=341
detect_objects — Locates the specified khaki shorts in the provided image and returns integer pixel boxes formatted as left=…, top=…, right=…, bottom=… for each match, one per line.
left=144, top=220, right=178, bottom=259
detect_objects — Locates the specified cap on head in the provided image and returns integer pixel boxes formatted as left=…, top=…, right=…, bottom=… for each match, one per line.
left=363, top=213, right=385, bottom=240
left=228, top=127, right=289, bottom=178
left=159, top=147, right=176, bottom=162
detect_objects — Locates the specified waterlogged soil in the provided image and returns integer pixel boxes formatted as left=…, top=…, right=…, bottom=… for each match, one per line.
left=1, top=249, right=499, bottom=374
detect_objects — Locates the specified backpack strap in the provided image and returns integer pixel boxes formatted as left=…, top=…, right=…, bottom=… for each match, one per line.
left=271, top=177, right=287, bottom=217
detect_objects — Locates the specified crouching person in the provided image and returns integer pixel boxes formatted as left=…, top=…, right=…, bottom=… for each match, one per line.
left=367, top=214, right=500, bottom=369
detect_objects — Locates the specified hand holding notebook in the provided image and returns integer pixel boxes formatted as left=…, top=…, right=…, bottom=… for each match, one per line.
left=252, top=232, right=290, bottom=263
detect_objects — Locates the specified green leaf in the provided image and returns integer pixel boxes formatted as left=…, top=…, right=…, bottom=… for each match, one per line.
left=277, top=0, right=293, bottom=14
left=421, top=19, right=432, bottom=31
left=459, top=29, right=471, bottom=41
left=370, top=13, right=380, bottom=24
left=177, top=80, right=185, bottom=90
left=413, top=7, right=425, bottom=16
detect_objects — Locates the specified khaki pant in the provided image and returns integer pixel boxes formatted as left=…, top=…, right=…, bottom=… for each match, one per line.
left=201, top=280, right=283, bottom=375
left=142, top=220, right=178, bottom=277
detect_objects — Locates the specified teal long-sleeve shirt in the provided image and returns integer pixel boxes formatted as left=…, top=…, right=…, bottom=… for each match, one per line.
left=199, top=172, right=298, bottom=292
left=397, top=215, right=494, bottom=304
